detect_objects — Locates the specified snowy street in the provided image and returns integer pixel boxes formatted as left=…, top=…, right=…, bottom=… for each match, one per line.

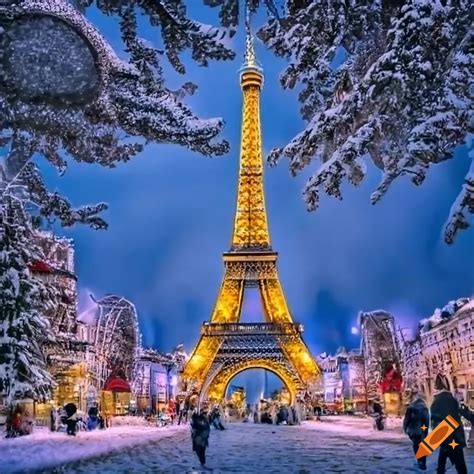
left=3, top=416, right=473, bottom=473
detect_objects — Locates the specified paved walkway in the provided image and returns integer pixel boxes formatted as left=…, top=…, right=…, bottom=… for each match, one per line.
left=40, top=417, right=474, bottom=473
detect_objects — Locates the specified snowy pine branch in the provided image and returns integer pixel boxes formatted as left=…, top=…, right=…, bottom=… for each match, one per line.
left=257, top=0, right=473, bottom=243
left=444, top=151, right=474, bottom=244
left=22, top=164, right=108, bottom=230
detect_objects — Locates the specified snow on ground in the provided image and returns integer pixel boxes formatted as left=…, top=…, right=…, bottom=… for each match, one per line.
left=2, top=416, right=474, bottom=473
left=0, top=423, right=188, bottom=473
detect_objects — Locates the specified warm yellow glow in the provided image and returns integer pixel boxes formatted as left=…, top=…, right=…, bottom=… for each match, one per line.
left=210, top=278, right=244, bottom=323
left=231, top=84, right=270, bottom=249
left=182, top=336, right=222, bottom=383
left=260, top=279, right=292, bottom=323
left=207, top=359, right=297, bottom=404
left=181, top=45, right=320, bottom=398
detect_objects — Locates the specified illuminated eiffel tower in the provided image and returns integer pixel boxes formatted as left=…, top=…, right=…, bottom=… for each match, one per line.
left=182, top=16, right=320, bottom=403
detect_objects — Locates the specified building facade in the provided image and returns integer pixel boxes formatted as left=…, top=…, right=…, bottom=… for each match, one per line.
left=31, top=231, right=89, bottom=413
left=133, top=348, right=181, bottom=414
left=359, top=311, right=403, bottom=414
left=317, top=349, right=367, bottom=413
left=318, top=299, right=474, bottom=413
left=401, top=298, right=474, bottom=407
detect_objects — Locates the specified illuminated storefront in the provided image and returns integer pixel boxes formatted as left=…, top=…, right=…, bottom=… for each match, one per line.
left=134, top=348, right=181, bottom=414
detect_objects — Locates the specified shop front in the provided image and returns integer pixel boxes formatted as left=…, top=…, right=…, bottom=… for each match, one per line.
left=101, top=375, right=132, bottom=416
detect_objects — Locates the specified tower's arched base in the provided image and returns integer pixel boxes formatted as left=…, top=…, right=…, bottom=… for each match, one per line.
left=204, top=359, right=298, bottom=405
left=183, top=323, right=320, bottom=406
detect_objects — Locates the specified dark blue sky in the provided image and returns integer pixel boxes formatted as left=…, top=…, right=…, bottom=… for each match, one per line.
left=42, top=6, right=473, bottom=356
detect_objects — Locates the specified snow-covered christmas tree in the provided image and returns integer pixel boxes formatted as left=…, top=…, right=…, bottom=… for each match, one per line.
left=0, top=191, right=56, bottom=408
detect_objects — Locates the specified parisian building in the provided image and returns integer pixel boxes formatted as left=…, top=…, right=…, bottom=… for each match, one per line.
left=401, top=298, right=474, bottom=407
left=77, top=295, right=141, bottom=415
left=31, top=231, right=89, bottom=414
left=316, top=349, right=367, bottom=413
left=316, top=298, right=474, bottom=413
left=133, top=346, right=186, bottom=414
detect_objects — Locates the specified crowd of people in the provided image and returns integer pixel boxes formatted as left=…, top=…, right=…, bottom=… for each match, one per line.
left=4, top=380, right=473, bottom=474
left=4, top=402, right=109, bottom=438
left=50, top=403, right=109, bottom=436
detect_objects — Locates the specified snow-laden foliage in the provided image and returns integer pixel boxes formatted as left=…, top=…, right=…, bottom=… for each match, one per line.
left=252, top=0, right=472, bottom=244
left=0, top=0, right=238, bottom=404
left=203, top=0, right=278, bottom=28
left=1, top=132, right=108, bottom=231
left=0, top=0, right=237, bottom=231
left=0, top=192, right=56, bottom=405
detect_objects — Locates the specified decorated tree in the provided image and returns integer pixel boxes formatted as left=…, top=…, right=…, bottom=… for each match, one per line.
left=206, top=0, right=473, bottom=243
left=0, top=134, right=112, bottom=420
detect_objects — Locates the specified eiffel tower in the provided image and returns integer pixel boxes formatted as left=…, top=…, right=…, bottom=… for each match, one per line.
left=182, top=18, right=320, bottom=404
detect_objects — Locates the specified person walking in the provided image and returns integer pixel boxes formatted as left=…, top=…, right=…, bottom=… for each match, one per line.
left=191, top=411, right=211, bottom=469
left=22, top=411, right=34, bottom=435
left=214, top=406, right=225, bottom=430
left=403, top=393, right=429, bottom=471
left=177, top=398, right=184, bottom=425
left=460, top=403, right=473, bottom=422
left=287, top=404, right=294, bottom=425
left=270, top=404, right=277, bottom=425
left=9, top=405, right=22, bottom=437
left=314, top=402, right=322, bottom=421
left=431, top=374, right=468, bottom=474
left=370, top=398, right=385, bottom=431
left=50, top=408, right=56, bottom=432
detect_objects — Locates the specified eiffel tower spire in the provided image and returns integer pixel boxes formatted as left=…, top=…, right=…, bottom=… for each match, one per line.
left=231, top=9, right=269, bottom=251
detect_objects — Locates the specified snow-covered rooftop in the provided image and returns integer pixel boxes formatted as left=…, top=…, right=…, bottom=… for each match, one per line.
left=419, top=297, right=472, bottom=334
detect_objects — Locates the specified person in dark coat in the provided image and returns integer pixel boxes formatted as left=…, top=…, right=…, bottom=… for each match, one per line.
left=370, top=399, right=385, bottom=431
left=403, top=394, right=429, bottom=471
left=64, top=403, right=78, bottom=436
left=98, top=413, right=105, bottom=429
left=191, top=411, right=211, bottom=468
left=209, top=406, right=225, bottom=430
left=460, top=404, right=474, bottom=423
left=276, top=405, right=288, bottom=425
left=430, top=374, right=468, bottom=474
left=50, top=408, right=56, bottom=432
left=87, top=407, right=99, bottom=431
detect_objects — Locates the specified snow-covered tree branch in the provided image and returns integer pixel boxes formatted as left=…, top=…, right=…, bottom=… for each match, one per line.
left=0, top=0, right=238, bottom=229
left=0, top=0, right=238, bottom=409
left=240, top=0, right=472, bottom=244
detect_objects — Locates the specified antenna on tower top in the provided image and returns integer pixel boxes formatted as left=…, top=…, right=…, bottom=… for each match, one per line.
left=243, top=4, right=258, bottom=69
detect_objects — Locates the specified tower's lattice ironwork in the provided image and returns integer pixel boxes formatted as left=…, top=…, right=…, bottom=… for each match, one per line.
left=182, top=17, right=320, bottom=403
